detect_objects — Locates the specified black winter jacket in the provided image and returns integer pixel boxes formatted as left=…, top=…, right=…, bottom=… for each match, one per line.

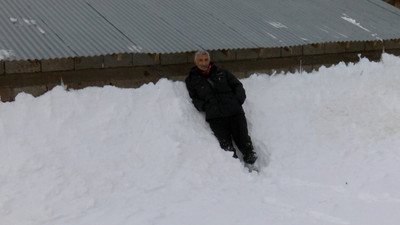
left=185, top=63, right=246, bottom=120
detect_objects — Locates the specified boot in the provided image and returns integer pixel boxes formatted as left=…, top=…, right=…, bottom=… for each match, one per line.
left=243, top=151, right=257, bottom=164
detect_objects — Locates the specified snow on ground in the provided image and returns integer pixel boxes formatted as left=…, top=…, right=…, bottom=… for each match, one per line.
left=1, top=53, right=400, bottom=225
left=0, top=50, right=14, bottom=60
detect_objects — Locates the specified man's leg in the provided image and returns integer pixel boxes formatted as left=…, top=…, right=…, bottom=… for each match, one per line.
left=230, top=114, right=257, bottom=164
left=208, top=118, right=237, bottom=158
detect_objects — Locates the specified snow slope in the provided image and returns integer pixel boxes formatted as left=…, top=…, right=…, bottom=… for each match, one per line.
left=1, top=54, right=400, bottom=225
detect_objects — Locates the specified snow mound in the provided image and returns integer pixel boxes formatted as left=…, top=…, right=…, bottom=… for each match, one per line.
left=1, top=54, right=400, bottom=225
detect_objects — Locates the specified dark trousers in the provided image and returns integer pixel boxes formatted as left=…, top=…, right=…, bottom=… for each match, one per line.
left=208, top=114, right=254, bottom=156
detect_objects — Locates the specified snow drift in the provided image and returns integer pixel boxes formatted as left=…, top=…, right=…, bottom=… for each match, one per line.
left=1, top=54, right=400, bottom=225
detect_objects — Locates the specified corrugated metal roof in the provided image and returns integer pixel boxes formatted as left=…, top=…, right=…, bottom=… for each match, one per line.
left=1, top=0, right=400, bottom=61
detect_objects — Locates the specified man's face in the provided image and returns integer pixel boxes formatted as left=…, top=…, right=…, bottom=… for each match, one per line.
left=194, top=54, right=210, bottom=71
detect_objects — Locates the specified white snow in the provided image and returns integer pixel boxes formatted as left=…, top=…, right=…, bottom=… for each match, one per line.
left=264, top=31, right=277, bottom=40
left=8, top=17, right=45, bottom=35
left=268, top=21, right=288, bottom=29
left=1, top=53, right=400, bottom=225
left=341, top=14, right=370, bottom=32
left=37, top=26, right=46, bottom=34
left=9, top=17, right=18, bottom=24
left=128, top=45, right=143, bottom=53
left=23, top=18, right=33, bottom=25
left=0, top=50, right=14, bottom=60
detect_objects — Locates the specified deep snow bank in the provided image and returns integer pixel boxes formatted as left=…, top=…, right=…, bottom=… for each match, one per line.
left=1, top=54, right=400, bottom=225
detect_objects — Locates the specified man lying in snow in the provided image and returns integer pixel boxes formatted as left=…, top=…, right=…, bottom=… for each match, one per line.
left=185, top=50, right=257, bottom=165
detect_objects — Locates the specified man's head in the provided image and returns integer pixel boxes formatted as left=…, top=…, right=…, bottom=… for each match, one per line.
left=194, top=50, right=210, bottom=71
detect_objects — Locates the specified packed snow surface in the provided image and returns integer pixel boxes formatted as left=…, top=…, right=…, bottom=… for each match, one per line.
left=1, top=54, right=400, bottom=225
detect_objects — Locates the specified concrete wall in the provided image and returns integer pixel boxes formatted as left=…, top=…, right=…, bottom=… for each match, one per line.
left=1, top=40, right=400, bottom=102
left=0, top=61, right=4, bottom=74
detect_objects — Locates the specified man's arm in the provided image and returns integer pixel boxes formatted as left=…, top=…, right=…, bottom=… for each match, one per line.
left=226, top=71, right=246, bottom=104
left=185, top=78, right=206, bottom=111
